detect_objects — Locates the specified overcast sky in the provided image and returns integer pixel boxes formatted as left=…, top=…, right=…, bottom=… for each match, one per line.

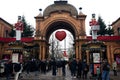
left=0, top=0, right=120, bottom=35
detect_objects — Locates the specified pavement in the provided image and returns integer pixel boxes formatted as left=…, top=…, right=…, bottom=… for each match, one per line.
left=109, top=71, right=120, bottom=80
left=0, top=69, right=120, bottom=80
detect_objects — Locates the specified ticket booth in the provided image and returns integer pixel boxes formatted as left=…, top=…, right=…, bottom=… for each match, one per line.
left=90, top=47, right=101, bottom=76
left=86, top=40, right=105, bottom=77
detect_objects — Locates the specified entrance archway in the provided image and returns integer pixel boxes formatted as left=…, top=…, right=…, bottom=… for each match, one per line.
left=34, top=0, right=86, bottom=60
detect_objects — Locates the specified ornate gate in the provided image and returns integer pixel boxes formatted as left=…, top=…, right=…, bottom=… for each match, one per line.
left=34, top=1, right=87, bottom=60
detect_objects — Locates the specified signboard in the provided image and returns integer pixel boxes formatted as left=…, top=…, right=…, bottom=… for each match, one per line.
left=12, top=53, right=19, bottom=63
left=93, top=53, right=100, bottom=63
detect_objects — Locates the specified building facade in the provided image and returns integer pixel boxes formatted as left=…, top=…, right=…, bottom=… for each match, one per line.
left=111, top=17, right=120, bottom=36
left=0, top=18, right=12, bottom=38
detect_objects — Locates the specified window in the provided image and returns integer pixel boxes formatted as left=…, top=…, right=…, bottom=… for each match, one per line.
left=117, top=27, right=120, bottom=35
left=5, top=30, right=8, bottom=37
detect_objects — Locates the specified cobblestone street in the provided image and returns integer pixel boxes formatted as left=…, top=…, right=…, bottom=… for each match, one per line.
left=1, top=69, right=120, bottom=80
left=19, top=70, right=79, bottom=80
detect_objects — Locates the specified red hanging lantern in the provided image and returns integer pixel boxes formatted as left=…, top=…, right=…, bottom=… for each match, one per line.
left=55, top=31, right=66, bottom=41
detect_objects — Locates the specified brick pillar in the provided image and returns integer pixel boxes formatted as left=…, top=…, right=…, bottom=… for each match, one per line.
left=39, top=45, right=42, bottom=60
left=86, top=50, right=89, bottom=64
left=42, top=45, right=46, bottom=60
left=107, top=45, right=111, bottom=64
left=75, top=44, right=79, bottom=59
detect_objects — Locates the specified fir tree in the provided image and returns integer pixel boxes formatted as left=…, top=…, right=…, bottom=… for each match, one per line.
left=21, top=16, right=34, bottom=37
left=97, top=16, right=107, bottom=35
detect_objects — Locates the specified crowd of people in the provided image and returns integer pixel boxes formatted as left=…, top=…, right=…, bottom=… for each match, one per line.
left=0, top=58, right=89, bottom=79
left=21, top=58, right=90, bottom=79
left=0, top=58, right=118, bottom=80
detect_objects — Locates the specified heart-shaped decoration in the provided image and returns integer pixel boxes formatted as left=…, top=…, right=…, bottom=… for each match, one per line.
left=55, top=31, right=66, bottom=41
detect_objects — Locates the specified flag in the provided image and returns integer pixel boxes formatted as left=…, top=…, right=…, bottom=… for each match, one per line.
left=63, top=51, right=67, bottom=57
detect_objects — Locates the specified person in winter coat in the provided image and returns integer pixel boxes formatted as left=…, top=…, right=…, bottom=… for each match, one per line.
left=56, top=59, right=62, bottom=76
left=51, top=58, right=57, bottom=76
left=101, top=59, right=110, bottom=80
left=69, top=58, right=77, bottom=78
left=82, top=61, right=89, bottom=79
left=4, top=61, right=13, bottom=80
left=76, top=60, right=82, bottom=78
left=61, top=59, right=67, bottom=76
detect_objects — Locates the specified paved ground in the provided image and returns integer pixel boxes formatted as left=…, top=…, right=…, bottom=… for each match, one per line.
left=19, top=70, right=79, bottom=80
left=0, top=70, right=120, bottom=80
left=109, top=71, right=120, bottom=80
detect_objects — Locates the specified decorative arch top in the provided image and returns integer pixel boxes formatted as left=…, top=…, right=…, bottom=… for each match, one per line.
left=43, top=0, right=78, bottom=16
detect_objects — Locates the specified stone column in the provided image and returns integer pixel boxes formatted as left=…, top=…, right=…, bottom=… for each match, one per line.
left=107, top=45, right=111, bottom=64
left=86, top=50, right=89, bottom=64
left=110, top=46, right=114, bottom=63
left=39, top=45, right=42, bottom=60
left=42, top=45, right=46, bottom=60
left=79, top=44, right=82, bottom=60
left=75, top=44, right=79, bottom=59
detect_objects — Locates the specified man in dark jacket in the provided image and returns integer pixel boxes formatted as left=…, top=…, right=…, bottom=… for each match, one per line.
left=4, top=61, right=13, bottom=80
left=101, top=59, right=110, bottom=80
left=82, top=61, right=89, bottom=79
left=51, top=58, right=57, bottom=76
left=61, top=59, right=67, bottom=76
left=69, top=58, right=77, bottom=78
left=77, top=60, right=82, bottom=78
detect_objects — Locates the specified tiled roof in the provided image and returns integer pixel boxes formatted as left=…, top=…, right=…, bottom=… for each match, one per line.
left=0, top=17, right=13, bottom=27
left=111, top=17, right=120, bottom=26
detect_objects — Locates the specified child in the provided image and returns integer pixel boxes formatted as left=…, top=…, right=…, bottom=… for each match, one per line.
left=96, top=66, right=100, bottom=80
